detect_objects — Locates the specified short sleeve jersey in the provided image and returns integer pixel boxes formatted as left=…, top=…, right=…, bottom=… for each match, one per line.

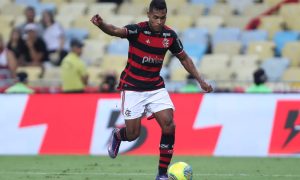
left=117, top=21, right=184, bottom=91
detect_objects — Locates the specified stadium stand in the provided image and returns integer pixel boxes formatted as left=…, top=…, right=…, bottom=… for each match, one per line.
left=261, top=57, right=290, bottom=81
left=0, top=0, right=300, bottom=93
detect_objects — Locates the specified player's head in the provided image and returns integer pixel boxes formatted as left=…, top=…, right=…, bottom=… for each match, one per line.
left=24, top=6, right=36, bottom=22
left=148, top=0, right=167, bottom=32
left=254, top=68, right=267, bottom=85
left=17, top=72, right=28, bottom=84
left=70, top=39, right=84, bottom=56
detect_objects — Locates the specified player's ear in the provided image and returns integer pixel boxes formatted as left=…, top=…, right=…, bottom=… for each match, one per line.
left=147, top=11, right=150, bottom=19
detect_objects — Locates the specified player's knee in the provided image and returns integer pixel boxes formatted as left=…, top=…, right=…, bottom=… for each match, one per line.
left=162, top=118, right=176, bottom=134
left=126, top=129, right=140, bottom=141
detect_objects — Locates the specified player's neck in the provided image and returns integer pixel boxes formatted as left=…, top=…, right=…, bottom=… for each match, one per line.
left=147, top=22, right=162, bottom=34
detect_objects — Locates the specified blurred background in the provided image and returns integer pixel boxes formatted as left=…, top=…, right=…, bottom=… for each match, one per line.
left=0, top=0, right=300, bottom=94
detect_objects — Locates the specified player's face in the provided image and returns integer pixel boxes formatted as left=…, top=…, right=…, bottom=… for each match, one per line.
left=147, top=8, right=167, bottom=32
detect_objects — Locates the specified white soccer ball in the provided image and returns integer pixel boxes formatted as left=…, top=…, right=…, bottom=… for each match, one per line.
left=168, top=161, right=193, bottom=180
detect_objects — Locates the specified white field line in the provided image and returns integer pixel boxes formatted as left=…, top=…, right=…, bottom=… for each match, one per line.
left=0, top=171, right=300, bottom=178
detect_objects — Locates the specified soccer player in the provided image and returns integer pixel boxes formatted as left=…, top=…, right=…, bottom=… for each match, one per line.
left=91, top=0, right=213, bottom=179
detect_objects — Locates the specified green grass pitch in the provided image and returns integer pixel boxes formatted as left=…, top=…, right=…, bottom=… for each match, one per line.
left=0, top=156, right=299, bottom=180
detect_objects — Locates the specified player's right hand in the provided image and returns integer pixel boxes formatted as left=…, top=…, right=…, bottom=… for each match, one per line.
left=90, top=14, right=103, bottom=27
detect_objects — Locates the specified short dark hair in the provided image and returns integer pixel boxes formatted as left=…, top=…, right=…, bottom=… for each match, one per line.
left=25, top=6, right=35, bottom=13
left=17, top=72, right=28, bottom=83
left=149, top=0, right=167, bottom=12
left=254, top=68, right=267, bottom=85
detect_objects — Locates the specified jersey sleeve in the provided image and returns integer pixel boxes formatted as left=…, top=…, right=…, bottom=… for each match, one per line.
left=124, top=24, right=140, bottom=41
left=169, top=32, right=184, bottom=55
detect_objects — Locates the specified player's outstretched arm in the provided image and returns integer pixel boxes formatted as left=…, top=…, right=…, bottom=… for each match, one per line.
left=176, top=52, right=213, bottom=93
left=90, top=14, right=127, bottom=38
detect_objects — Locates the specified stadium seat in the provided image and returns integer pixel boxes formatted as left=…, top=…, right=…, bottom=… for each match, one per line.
left=273, top=31, right=299, bottom=56
left=279, top=3, right=300, bottom=31
left=72, top=15, right=95, bottom=32
left=15, top=0, right=39, bottom=6
left=195, top=16, right=224, bottom=34
left=70, top=0, right=96, bottom=4
left=240, top=30, right=268, bottom=50
left=176, top=4, right=205, bottom=17
left=261, top=57, right=290, bottom=82
left=212, top=27, right=241, bottom=47
left=225, top=15, right=252, bottom=30
left=57, top=2, right=87, bottom=18
left=34, top=3, right=56, bottom=16
left=281, top=67, right=300, bottom=82
left=0, top=3, right=25, bottom=16
left=166, top=15, right=193, bottom=32
left=118, top=2, right=147, bottom=16
left=258, top=15, right=284, bottom=39
left=87, top=2, right=117, bottom=17
left=181, top=27, right=209, bottom=45
left=104, top=15, right=134, bottom=27
left=0, top=15, right=14, bottom=28
left=190, top=0, right=217, bottom=9
left=41, top=0, right=67, bottom=5
left=65, top=28, right=89, bottom=41
left=107, top=39, right=129, bottom=55
left=243, top=3, right=269, bottom=17
left=132, top=16, right=148, bottom=24
left=131, top=0, right=151, bottom=4
left=209, top=3, right=233, bottom=21
left=100, top=55, right=127, bottom=77
left=17, top=66, right=42, bottom=83
left=165, top=0, right=187, bottom=6
left=82, top=39, right=106, bottom=66
left=282, top=41, right=300, bottom=67
left=227, top=0, right=254, bottom=14
left=213, top=41, right=242, bottom=56
left=230, top=55, right=259, bottom=69
left=0, top=25, right=12, bottom=42
left=170, top=67, right=189, bottom=82
left=42, top=67, right=62, bottom=85
left=199, top=54, right=231, bottom=80
left=56, top=14, right=74, bottom=29
left=246, top=41, right=275, bottom=61
left=87, top=66, right=104, bottom=86
left=0, top=0, right=11, bottom=6
left=230, top=55, right=259, bottom=81
left=183, top=42, right=207, bottom=65
left=264, top=0, right=282, bottom=7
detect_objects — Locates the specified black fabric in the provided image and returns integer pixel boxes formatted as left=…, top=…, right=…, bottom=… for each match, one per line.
left=158, top=133, right=175, bottom=175
left=23, top=37, right=49, bottom=63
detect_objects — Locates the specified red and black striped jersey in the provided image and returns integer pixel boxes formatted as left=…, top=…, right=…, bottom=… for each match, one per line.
left=117, top=21, right=184, bottom=91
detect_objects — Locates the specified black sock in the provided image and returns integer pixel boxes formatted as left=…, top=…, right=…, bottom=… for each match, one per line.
left=158, top=133, right=175, bottom=175
left=114, top=127, right=129, bottom=141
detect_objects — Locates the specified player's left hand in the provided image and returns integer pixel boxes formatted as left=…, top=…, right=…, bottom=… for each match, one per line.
left=200, top=80, right=213, bottom=93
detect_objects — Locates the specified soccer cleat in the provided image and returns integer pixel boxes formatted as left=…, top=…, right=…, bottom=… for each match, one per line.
left=107, top=128, right=121, bottom=159
left=155, top=174, right=169, bottom=180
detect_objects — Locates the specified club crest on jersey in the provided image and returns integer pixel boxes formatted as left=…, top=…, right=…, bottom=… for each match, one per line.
left=162, top=38, right=169, bottom=48
left=146, top=39, right=151, bottom=44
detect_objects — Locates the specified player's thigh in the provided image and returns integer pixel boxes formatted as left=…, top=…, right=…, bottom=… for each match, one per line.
left=125, top=117, right=142, bottom=135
